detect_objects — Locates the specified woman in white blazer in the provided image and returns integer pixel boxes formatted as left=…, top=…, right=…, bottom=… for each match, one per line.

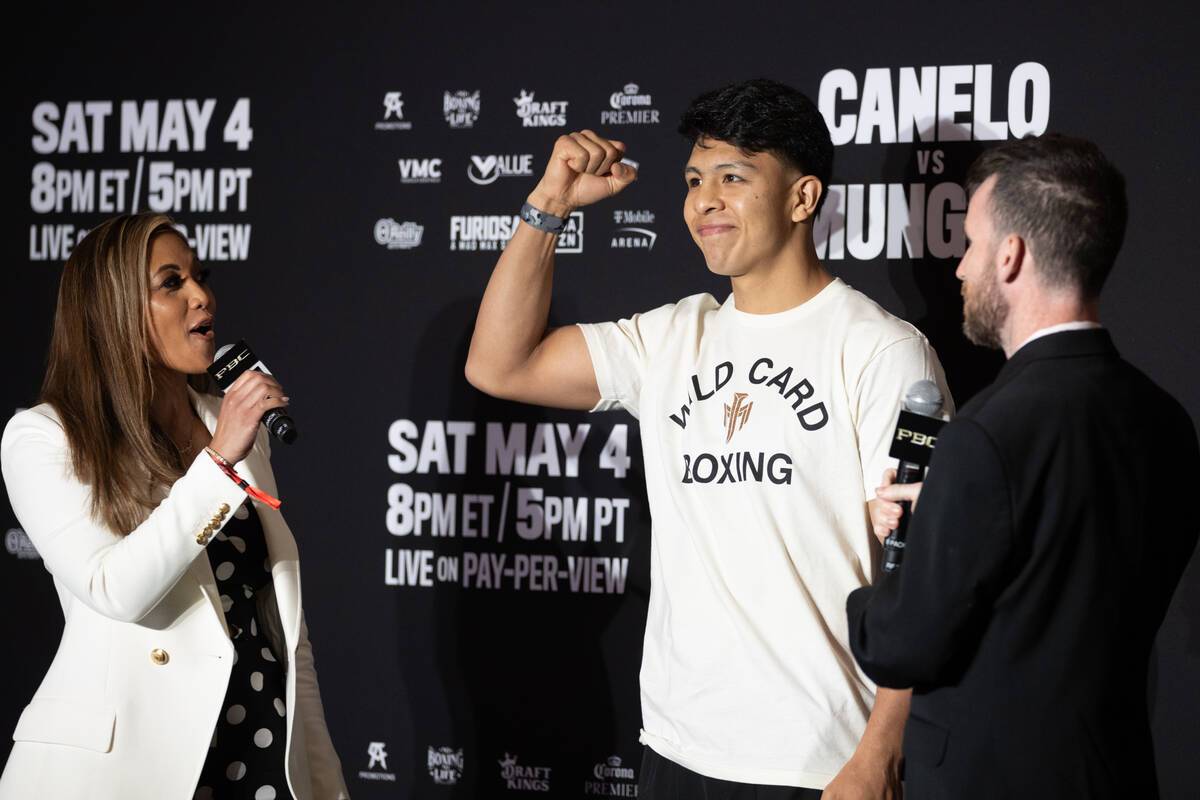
left=0, top=213, right=350, bottom=799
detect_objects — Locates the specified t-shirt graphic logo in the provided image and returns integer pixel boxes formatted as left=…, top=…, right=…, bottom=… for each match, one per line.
left=723, top=392, right=753, bottom=442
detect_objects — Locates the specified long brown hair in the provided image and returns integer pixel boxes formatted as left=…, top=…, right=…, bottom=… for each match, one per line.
left=40, top=213, right=208, bottom=534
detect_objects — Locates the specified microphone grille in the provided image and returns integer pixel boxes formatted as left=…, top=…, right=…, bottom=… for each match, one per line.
left=904, top=379, right=944, bottom=416
left=213, top=343, right=235, bottom=362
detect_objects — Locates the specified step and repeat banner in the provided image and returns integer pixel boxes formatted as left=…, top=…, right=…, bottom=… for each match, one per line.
left=2, top=2, right=1198, bottom=798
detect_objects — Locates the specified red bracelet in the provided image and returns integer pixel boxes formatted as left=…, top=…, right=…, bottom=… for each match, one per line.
left=205, top=447, right=281, bottom=509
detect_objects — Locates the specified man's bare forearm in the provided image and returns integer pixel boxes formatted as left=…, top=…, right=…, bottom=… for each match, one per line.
left=464, top=216, right=560, bottom=396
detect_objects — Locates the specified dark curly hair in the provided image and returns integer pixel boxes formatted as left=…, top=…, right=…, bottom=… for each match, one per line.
left=678, top=77, right=835, bottom=213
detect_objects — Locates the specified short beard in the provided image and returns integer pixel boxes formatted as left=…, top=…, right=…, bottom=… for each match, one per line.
left=962, top=272, right=1009, bottom=350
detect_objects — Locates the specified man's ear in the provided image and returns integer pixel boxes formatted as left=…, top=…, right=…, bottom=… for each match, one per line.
left=996, top=234, right=1026, bottom=284
left=791, top=175, right=823, bottom=223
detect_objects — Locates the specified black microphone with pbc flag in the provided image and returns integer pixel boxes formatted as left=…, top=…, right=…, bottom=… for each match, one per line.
left=207, top=340, right=299, bottom=444
left=881, top=379, right=945, bottom=573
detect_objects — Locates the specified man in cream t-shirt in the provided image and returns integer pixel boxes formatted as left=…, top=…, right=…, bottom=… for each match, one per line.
left=466, top=77, right=950, bottom=798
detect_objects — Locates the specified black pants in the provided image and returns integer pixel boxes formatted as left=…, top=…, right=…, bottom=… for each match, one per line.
left=638, top=746, right=824, bottom=800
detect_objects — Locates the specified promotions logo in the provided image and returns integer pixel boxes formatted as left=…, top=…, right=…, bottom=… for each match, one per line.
left=428, top=746, right=464, bottom=786
left=498, top=753, right=551, bottom=792
left=397, top=157, right=443, bottom=184
left=601, top=82, right=660, bottom=125
left=444, top=90, right=481, bottom=128
left=5, top=529, right=39, bottom=560
left=374, top=218, right=424, bottom=250
left=723, top=392, right=753, bottom=443
left=513, top=89, right=567, bottom=127
left=358, top=741, right=397, bottom=782
left=467, top=154, right=535, bottom=185
left=585, top=756, right=637, bottom=797
left=449, top=212, right=583, bottom=253
left=375, top=92, right=413, bottom=131
left=611, top=209, right=656, bottom=250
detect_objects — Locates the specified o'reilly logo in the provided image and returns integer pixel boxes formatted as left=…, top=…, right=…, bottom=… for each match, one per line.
left=468, top=154, right=535, bottom=185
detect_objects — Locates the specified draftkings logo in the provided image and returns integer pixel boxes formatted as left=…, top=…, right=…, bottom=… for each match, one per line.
left=610, top=209, right=657, bottom=251
left=375, top=92, right=413, bottom=131
left=585, top=755, right=637, bottom=797
left=468, top=153, right=535, bottom=185
left=374, top=218, right=424, bottom=250
left=498, top=753, right=551, bottom=792
left=428, top=746, right=464, bottom=786
left=601, top=82, right=660, bottom=125
left=449, top=212, right=582, bottom=253
left=444, top=90, right=481, bottom=128
left=358, top=741, right=397, bottom=782
left=514, top=89, right=568, bottom=127
left=397, top=157, right=443, bottom=184
left=5, top=529, right=39, bottom=560
left=723, top=392, right=753, bottom=443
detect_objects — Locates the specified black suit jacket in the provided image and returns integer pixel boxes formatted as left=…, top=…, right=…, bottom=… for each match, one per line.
left=847, top=329, right=1199, bottom=799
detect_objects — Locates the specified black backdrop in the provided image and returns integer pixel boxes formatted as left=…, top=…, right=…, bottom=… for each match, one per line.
left=3, top=2, right=1199, bottom=797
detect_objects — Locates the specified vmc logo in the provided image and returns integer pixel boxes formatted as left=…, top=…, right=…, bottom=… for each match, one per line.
left=397, top=158, right=442, bottom=184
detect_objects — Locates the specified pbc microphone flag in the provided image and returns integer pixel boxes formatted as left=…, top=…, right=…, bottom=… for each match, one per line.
left=889, top=409, right=944, bottom=465
left=882, top=380, right=946, bottom=573
left=207, top=340, right=299, bottom=444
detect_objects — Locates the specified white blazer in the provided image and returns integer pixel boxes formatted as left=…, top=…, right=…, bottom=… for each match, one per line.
left=0, top=392, right=349, bottom=799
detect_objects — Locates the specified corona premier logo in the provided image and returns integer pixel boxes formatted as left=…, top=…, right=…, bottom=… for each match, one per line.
left=601, top=82, right=660, bottom=125
left=723, top=392, right=753, bottom=442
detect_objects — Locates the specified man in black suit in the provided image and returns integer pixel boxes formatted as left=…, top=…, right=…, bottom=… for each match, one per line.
left=845, top=133, right=1200, bottom=799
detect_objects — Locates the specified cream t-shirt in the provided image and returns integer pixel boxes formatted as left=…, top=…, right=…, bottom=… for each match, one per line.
left=579, top=278, right=952, bottom=787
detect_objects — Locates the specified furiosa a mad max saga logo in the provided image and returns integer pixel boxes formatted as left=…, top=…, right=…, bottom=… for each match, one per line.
left=450, top=212, right=582, bottom=253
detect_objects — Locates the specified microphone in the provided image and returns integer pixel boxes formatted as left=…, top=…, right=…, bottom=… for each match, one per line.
left=206, top=340, right=299, bottom=444
left=881, top=379, right=945, bottom=573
